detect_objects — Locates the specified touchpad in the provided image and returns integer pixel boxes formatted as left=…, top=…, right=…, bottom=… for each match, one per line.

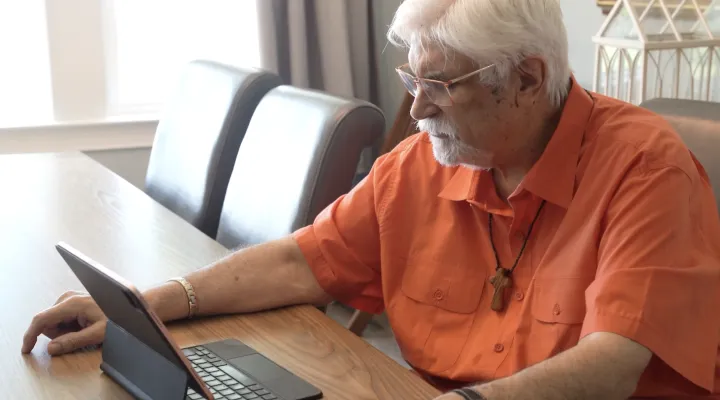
left=229, top=354, right=286, bottom=382
left=229, top=354, right=322, bottom=400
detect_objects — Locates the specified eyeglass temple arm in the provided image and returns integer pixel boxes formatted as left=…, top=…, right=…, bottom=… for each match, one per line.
left=448, top=64, right=494, bottom=85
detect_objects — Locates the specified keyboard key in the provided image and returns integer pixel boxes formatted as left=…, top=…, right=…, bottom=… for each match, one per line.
left=244, top=394, right=259, bottom=400
left=231, top=384, right=245, bottom=390
left=198, top=363, right=212, bottom=369
left=219, top=375, right=233, bottom=382
left=248, top=384, right=262, bottom=391
left=255, top=389, right=270, bottom=396
left=188, top=393, right=202, bottom=400
left=238, top=388, right=251, bottom=395
left=210, top=388, right=218, bottom=394
left=227, top=379, right=239, bottom=385
left=187, top=354, right=200, bottom=360
left=199, top=372, right=209, bottom=378
left=261, top=395, right=276, bottom=400
left=221, top=389, right=235, bottom=395
left=227, top=395, right=242, bottom=400
left=215, top=396, right=226, bottom=400
left=213, top=360, right=227, bottom=366
left=208, top=380, right=222, bottom=387
left=206, top=367, right=219, bottom=373
left=216, top=384, right=228, bottom=391
left=211, top=371, right=225, bottom=377
left=182, top=348, right=196, bottom=356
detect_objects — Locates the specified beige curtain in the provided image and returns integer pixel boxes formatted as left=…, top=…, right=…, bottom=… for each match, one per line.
left=256, top=0, right=378, bottom=103
left=256, top=0, right=380, bottom=172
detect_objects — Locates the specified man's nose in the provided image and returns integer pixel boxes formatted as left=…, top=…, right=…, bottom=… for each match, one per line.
left=410, top=89, right=440, bottom=121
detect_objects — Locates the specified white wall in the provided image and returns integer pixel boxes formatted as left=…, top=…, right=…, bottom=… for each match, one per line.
left=560, top=1, right=607, bottom=88
left=0, top=120, right=155, bottom=191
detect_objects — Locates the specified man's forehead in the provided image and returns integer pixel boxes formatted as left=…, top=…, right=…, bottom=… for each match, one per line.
left=408, top=43, right=464, bottom=77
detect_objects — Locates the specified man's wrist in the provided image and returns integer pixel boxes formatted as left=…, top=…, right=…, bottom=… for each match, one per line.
left=144, top=281, right=191, bottom=322
left=451, top=387, right=487, bottom=400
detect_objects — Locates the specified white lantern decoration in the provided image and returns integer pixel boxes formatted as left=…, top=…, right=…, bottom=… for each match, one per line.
left=592, top=0, right=720, bottom=104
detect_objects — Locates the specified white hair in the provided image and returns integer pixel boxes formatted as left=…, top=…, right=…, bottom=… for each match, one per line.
left=387, top=0, right=571, bottom=107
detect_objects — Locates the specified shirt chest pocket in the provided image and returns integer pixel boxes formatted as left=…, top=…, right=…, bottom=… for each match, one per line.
left=528, top=277, right=590, bottom=358
left=390, top=262, right=486, bottom=372
left=531, top=277, right=589, bottom=323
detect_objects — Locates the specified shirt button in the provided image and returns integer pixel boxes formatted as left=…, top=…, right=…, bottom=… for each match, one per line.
left=493, top=343, right=504, bottom=353
left=433, top=289, right=444, bottom=300
left=553, top=303, right=561, bottom=316
left=514, top=291, right=524, bottom=301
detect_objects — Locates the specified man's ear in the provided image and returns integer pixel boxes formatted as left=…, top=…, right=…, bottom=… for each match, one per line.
left=517, top=57, right=547, bottom=98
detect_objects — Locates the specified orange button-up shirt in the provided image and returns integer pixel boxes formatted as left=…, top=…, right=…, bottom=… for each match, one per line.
left=293, top=79, right=720, bottom=397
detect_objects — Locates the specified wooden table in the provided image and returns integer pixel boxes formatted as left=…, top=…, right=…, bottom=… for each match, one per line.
left=0, top=152, right=440, bottom=400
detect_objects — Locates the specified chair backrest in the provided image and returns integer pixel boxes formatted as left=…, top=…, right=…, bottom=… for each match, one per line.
left=145, top=60, right=282, bottom=237
left=216, top=86, right=385, bottom=248
left=640, top=98, right=720, bottom=211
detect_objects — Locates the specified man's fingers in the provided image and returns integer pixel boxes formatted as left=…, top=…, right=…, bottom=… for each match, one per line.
left=55, top=290, right=85, bottom=305
left=47, top=322, right=105, bottom=356
left=42, top=321, right=82, bottom=340
left=21, top=301, right=81, bottom=354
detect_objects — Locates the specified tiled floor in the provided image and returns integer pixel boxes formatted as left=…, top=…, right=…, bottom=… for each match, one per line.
left=325, top=302, right=409, bottom=368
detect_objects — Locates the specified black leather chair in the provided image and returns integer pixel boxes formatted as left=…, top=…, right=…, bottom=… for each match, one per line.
left=640, top=98, right=720, bottom=211
left=215, top=85, right=385, bottom=248
left=145, top=60, right=282, bottom=238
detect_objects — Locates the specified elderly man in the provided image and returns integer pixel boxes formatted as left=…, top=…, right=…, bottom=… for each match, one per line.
left=22, top=0, right=720, bottom=399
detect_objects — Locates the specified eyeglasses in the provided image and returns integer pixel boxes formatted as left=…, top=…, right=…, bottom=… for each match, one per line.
left=395, top=63, right=496, bottom=106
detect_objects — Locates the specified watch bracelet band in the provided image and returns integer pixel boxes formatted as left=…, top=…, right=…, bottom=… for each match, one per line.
left=451, top=387, right=487, bottom=400
left=168, top=277, right=198, bottom=318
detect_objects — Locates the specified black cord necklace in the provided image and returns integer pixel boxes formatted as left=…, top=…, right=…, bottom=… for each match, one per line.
left=488, top=200, right=546, bottom=311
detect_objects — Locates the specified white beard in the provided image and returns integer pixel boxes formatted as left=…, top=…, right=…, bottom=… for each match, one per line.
left=417, top=118, right=488, bottom=169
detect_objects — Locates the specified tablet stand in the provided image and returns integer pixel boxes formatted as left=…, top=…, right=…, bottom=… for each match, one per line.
left=101, top=320, right=192, bottom=400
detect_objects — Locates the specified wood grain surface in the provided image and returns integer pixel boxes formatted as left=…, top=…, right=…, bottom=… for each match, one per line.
left=0, top=152, right=439, bottom=400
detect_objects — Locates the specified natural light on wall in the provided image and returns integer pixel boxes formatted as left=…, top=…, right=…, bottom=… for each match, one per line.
left=0, top=0, right=261, bottom=128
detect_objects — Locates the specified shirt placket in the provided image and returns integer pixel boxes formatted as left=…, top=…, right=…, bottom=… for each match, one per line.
left=487, top=198, right=537, bottom=377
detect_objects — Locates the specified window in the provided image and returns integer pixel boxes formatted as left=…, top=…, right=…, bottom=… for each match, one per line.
left=108, top=0, right=261, bottom=116
left=0, top=0, right=261, bottom=128
left=0, top=0, right=53, bottom=127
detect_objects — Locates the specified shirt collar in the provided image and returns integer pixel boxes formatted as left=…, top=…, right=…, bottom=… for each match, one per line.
left=438, top=75, right=593, bottom=209
left=519, top=76, right=593, bottom=208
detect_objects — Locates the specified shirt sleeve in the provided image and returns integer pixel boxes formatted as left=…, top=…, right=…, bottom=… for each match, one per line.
left=580, top=164, right=720, bottom=391
left=292, top=155, right=395, bottom=314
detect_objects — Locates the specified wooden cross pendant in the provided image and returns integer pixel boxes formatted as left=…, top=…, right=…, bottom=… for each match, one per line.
left=489, top=268, right=512, bottom=312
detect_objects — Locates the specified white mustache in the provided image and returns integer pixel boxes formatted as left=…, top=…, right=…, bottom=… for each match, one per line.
left=416, top=118, right=459, bottom=138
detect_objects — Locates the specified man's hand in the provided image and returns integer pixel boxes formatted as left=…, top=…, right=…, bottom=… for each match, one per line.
left=21, top=237, right=330, bottom=356
left=22, top=291, right=107, bottom=356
